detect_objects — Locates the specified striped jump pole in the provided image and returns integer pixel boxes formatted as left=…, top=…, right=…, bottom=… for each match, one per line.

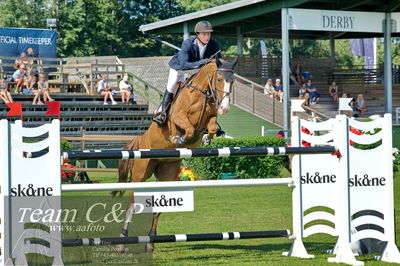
left=62, top=146, right=337, bottom=160
left=56, top=230, right=289, bottom=247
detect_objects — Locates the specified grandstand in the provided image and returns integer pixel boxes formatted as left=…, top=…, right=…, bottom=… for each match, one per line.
left=0, top=56, right=153, bottom=137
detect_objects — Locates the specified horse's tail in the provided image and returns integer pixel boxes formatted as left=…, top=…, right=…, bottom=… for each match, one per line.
left=111, top=136, right=140, bottom=197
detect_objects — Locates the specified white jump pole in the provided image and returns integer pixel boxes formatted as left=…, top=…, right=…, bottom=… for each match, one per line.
left=62, top=178, right=293, bottom=192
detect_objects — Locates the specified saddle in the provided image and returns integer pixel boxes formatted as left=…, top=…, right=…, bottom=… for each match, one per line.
left=168, top=70, right=199, bottom=113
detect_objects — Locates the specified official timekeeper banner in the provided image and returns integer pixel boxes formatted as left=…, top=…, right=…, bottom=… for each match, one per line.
left=0, top=27, right=57, bottom=58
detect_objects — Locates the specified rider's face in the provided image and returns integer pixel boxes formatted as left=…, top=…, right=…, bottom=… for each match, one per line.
left=197, top=32, right=211, bottom=44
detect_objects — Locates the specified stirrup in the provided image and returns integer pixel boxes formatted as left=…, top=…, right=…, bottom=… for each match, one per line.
left=153, top=112, right=167, bottom=127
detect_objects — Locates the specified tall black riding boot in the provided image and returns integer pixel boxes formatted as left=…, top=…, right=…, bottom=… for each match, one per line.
left=153, top=90, right=174, bottom=127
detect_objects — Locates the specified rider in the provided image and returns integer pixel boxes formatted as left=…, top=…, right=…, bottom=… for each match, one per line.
left=153, top=20, right=222, bottom=126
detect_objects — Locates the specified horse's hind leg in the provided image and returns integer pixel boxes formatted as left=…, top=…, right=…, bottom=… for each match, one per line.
left=116, top=159, right=157, bottom=253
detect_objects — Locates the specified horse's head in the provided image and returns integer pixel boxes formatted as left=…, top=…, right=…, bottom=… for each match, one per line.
left=213, top=57, right=237, bottom=115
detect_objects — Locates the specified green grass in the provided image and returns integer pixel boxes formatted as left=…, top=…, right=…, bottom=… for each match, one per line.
left=59, top=172, right=400, bottom=266
left=218, top=105, right=280, bottom=138
left=57, top=110, right=400, bottom=265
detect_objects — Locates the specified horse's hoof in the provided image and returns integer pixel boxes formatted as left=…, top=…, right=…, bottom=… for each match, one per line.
left=175, top=136, right=185, bottom=146
left=115, top=244, right=125, bottom=253
left=145, top=243, right=154, bottom=253
left=202, top=134, right=211, bottom=145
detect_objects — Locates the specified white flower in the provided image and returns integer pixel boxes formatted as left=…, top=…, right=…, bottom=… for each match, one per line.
left=393, top=148, right=399, bottom=155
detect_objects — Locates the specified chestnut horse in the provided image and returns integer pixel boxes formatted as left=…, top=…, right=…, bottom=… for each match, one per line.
left=114, top=58, right=237, bottom=252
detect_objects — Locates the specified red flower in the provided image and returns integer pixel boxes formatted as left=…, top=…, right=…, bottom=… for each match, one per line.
left=61, top=163, right=76, bottom=179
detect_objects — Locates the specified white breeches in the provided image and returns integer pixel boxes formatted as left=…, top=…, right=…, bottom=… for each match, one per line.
left=167, top=68, right=184, bottom=93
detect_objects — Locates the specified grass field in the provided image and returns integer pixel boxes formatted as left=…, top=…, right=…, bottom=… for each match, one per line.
left=58, top=108, right=400, bottom=265
left=217, top=105, right=280, bottom=138
left=62, top=173, right=400, bottom=265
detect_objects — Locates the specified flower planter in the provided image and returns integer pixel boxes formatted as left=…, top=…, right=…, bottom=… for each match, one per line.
left=220, top=172, right=238, bottom=180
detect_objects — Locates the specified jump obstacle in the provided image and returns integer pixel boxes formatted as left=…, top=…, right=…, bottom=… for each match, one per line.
left=1, top=115, right=400, bottom=265
left=31, top=230, right=290, bottom=247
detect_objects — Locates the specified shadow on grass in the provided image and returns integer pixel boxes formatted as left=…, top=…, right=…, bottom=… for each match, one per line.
left=160, top=241, right=336, bottom=255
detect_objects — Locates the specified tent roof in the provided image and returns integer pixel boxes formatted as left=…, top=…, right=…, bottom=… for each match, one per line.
left=139, top=0, right=400, bottom=39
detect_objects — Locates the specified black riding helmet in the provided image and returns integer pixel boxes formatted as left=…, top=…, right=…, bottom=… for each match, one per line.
left=194, top=21, right=213, bottom=33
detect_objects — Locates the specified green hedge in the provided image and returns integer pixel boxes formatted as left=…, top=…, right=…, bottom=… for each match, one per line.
left=61, top=140, right=73, bottom=151
left=183, top=136, right=287, bottom=179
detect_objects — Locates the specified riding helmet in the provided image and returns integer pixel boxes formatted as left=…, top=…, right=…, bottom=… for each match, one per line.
left=194, top=21, right=213, bottom=33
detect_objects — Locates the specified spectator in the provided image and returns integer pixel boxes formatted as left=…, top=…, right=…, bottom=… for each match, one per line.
left=305, top=79, right=320, bottom=104
left=329, top=81, right=339, bottom=103
left=98, top=75, right=117, bottom=105
left=15, top=52, right=29, bottom=66
left=301, top=92, right=312, bottom=114
left=298, top=82, right=306, bottom=98
left=26, top=47, right=36, bottom=60
left=26, top=47, right=39, bottom=74
left=264, top=78, right=275, bottom=98
left=290, top=63, right=303, bottom=85
left=354, top=94, right=367, bottom=117
left=28, top=74, right=43, bottom=105
left=0, top=76, right=13, bottom=103
left=274, top=78, right=283, bottom=102
left=12, top=64, right=28, bottom=94
left=119, top=75, right=132, bottom=104
left=38, top=74, right=54, bottom=102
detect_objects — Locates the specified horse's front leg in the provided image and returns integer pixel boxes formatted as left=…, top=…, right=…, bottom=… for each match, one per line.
left=202, top=116, right=218, bottom=145
left=170, top=113, right=195, bottom=146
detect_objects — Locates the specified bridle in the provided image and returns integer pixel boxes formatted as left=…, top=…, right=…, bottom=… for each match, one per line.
left=185, top=64, right=234, bottom=129
left=187, top=66, right=233, bottom=105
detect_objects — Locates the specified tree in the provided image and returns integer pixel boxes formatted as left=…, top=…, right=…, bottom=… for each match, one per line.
left=177, top=0, right=237, bottom=13
left=0, top=0, right=50, bottom=28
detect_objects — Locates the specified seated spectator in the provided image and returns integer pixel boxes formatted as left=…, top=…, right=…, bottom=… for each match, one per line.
left=38, top=74, right=54, bottom=102
left=298, top=82, right=306, bottom=98
left=305, top=79, right=320, bottom=104
left=354, top=94, right=367, bottom=117
left=12, top=64, right=28, bottom=94
left=290, top=63, right=303, bottom=85
left=119, top=75, right=132, bottom=104
left=301, top=92, right=312, bottom=114
left=15, top=52, right=30, bottom=66
left=274, top=78, right=283, bottom=102
left=0, top=76, right=13, bottom=103
left=263, top=78, right=275, bottom=98
left=27, top=74, right=43, bottom=105
left=98, top=75, right=117, bottom=105
left=329, top=81, right=339, bottom=103
left=26, top=47, right=40, bottom=74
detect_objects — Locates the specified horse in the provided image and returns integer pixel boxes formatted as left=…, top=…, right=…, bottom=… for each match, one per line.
left=113, top=57, right=237, bottom=252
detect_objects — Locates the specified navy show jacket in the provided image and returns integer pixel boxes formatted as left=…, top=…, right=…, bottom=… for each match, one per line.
left=168, top=37, right=221, bottom=70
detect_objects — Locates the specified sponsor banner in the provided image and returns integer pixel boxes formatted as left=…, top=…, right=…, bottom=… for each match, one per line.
left=288, top=8, right=385, bottom=33
left=0, top=27, right=57, bottom=58
left=134, top=190, right=194, bottom=213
